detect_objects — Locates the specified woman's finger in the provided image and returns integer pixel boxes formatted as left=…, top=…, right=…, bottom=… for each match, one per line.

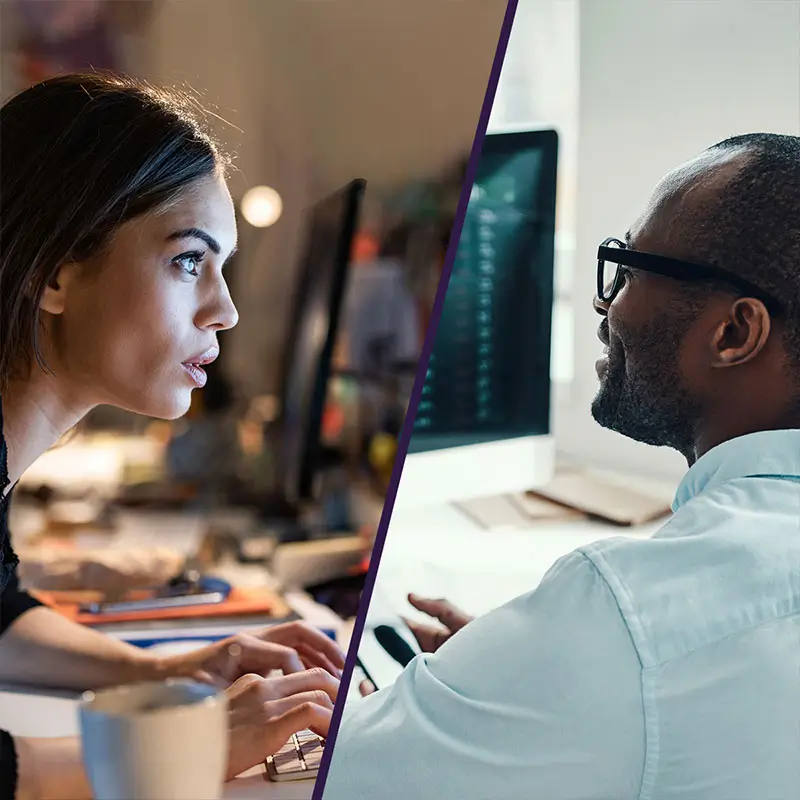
left=266, top=623, right=346, bottom=669
left=234, top=637, right=305, bottom=676
left=262, top=668, right=339, bottom=703
left=226, top=673, right=264, bottom=699
left=296, top=642, right=344, bottom=677
left=270, top=702, right=333, bottom=742
left=266, top=690, right=335, bottom=718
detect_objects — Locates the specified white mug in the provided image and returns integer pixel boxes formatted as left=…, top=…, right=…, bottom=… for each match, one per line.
left=79, top=679, right=229, bottom=800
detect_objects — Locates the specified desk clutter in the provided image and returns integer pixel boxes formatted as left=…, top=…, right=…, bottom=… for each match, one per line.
left=14, top=503, right=300, bottom=626
left=456, top=467, right=674, bottom=530
left=33, top=584, right=291, bottom=627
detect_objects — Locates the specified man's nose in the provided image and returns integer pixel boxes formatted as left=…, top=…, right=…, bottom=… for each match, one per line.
left=593, top=294, right=610, bottom=317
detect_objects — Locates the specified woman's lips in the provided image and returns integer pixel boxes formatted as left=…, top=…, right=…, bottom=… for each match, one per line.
left=181, top=362, right=207, bottom=387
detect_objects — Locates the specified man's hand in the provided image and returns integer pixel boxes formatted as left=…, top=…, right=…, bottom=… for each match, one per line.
left=224, top=669, right=338, bottom=780
left=356, top=595, right=472, bottom=697
left=163, top=621, right=346, bottom=687
left=402, top=594, right=474, bottom=653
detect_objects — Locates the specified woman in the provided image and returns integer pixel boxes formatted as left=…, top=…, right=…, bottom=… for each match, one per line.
left=0, top=72, right=344, bottom=800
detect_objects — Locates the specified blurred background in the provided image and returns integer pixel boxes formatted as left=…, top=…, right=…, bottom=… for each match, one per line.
left=0, top=0, right=506, bottom=635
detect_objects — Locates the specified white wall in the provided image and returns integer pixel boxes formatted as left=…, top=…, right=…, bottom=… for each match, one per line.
left=556, top=0, right=800, bottom=481
left=488, top=0, right=580, bottom=391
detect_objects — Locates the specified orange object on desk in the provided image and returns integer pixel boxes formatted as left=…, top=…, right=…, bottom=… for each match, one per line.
left=32, top=585, right=291, bottom=626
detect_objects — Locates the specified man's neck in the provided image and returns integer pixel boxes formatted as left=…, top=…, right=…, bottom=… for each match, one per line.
left=692, top=410, right=800, bottom=465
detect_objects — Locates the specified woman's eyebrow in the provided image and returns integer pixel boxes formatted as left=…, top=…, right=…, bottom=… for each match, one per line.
left=166, top=227, right=221, bottom=254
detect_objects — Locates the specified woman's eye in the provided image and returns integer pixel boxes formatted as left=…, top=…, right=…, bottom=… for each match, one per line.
left=173, top=251, right=205, bottom=277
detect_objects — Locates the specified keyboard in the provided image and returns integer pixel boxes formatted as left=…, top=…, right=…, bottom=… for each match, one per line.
left=265, top=731, right=325, bottom=782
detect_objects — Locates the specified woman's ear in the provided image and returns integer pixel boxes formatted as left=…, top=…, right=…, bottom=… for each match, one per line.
left=39, top=262, right=80, bottom=316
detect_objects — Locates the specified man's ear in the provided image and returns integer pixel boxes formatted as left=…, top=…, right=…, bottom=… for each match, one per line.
left=39, top=262, right=81, bottom=316
left=710, top=297, right=771, bottom=368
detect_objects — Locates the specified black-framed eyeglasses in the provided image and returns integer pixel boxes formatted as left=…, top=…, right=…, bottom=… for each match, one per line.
left=597, top=237, right=782, bottom=313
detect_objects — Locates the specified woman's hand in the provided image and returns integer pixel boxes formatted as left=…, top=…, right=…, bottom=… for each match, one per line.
left=402, top=594, right=474, bottom=653
left=162, top=621, right=346, bottom=687
left=224, top=669, right=338, bottom=780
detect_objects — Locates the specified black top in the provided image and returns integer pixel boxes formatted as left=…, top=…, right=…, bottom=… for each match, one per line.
left=0, top=397, right=44, bottom=798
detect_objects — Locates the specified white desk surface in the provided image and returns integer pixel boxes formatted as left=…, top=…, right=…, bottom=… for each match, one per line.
left=373, top=499, right=664, bottom=621
left=339, top=494, right=670, bottom=710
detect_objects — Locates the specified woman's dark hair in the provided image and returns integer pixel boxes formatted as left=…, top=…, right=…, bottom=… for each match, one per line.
left=0, top=72, right=231, bottom=392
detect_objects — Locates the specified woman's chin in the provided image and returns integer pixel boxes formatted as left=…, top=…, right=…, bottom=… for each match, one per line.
left=135, top=390, right=193, bottom=421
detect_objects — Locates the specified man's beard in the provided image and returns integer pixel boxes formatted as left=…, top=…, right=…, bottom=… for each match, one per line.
left=591, top=314, right=703, bottom=461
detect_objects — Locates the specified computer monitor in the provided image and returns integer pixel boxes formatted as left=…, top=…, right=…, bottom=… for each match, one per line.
left=396, top=130, right=558, bottom=508
left=277, top=179, right=367, bottom=504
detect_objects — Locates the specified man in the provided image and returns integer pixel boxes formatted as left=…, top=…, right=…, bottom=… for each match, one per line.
left=321, top=133, right=800, bottom=799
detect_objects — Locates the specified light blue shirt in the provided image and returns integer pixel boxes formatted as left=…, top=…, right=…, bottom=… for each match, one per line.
left=323, top=431, right=800, bottom=799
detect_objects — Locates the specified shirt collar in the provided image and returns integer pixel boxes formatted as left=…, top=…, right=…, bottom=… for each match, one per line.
left=673, top=429, right=800, bottom=512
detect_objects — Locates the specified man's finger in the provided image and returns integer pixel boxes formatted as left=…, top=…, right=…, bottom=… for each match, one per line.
left=264, top=668, right=340, bottom=703
left=401, top=616, right=443, bottom=638
left=359, top=679, right=376, bottom=697
left=400, top=616, right=448, bottom=652
left=266, top=690, right=335, bottom=717
left=407, top=593, right=472, bottom=631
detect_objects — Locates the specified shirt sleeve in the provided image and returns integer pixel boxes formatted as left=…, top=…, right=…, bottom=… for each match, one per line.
left=0, top=731, right=17, bottom=799
left=322, top=551, right=646, bottom=800
left=0, top=562, right=42, bottom=636
left=1, top=494, right=43, bottom=637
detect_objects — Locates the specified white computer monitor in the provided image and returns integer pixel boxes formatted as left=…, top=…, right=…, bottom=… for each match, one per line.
left=395, top=434, right=555, bottom=509
left=396, top=129, right=559, bottom=510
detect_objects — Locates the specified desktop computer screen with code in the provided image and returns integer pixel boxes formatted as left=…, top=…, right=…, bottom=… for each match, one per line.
left=409, top=130, right=558, bottom=454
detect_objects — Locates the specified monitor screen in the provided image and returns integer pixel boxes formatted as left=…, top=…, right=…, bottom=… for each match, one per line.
left=409, top=130, right=558, bottom=454
left=278, top=179, right=366, bottom=502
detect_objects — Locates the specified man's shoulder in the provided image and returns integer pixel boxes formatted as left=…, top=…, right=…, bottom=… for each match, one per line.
left=577, top=475, right=800, bottom=667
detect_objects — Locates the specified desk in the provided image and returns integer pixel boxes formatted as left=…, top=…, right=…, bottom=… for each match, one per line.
left=367, top=496, right=667, bottom=630
left=339, top=494, right=669, bottom=708
left=0, top=605, right=343, bottom=800
left=4, top=436, right=361, bottom=798
left=0, top=603, right=343, bottom=800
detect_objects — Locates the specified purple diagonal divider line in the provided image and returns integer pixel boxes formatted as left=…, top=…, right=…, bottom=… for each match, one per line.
left=311, top=2, right=519, bottom=796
